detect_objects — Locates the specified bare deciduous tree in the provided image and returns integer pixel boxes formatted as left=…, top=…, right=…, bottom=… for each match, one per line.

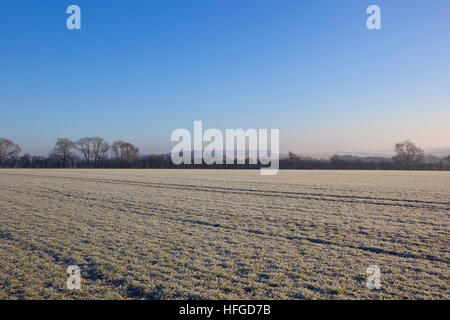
left=111, top=140, right=139, bottom=166
left=76, top=137, right=93, bottom=167
left=0, top=138, right=21, bottom=163
left=288, top=151, right=300, bottom=160
left=50, top=138, right=76, bottom=168
left=91, top=137, right=110, bottom=168
left=392, top=140, right=425, bottom=168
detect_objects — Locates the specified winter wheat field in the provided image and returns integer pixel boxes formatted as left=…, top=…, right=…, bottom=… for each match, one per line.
left=0, top=169, right=448, bottom=300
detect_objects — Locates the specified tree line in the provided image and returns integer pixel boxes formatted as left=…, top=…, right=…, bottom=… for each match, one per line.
left=0, top=137, right=141, bottom=168
left=283, top=140, right=450, bottom=170
left=0, top=137, right=449, bottom=170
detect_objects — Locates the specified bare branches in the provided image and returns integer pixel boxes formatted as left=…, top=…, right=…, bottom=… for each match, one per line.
left=392, top=140, right=425, bottom=168
left=74, top=137, right=111, bottom=168
left=0, top=138, right=21, bottom=162
left=112, top=140, right=139, bottom=167
left=91, top=137, right=110, bottom=168
left=50, top=138, right=76, bottom=168
left=76, top=137, right=93, bottom=167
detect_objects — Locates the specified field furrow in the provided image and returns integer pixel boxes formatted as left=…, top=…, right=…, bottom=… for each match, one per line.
left=0, top=169, right=449, bottom=299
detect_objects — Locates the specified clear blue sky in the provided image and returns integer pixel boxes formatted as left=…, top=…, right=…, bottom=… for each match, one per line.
left=1, top=0, right=449, bottom=155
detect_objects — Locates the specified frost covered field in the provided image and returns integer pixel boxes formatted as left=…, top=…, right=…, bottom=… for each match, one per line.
left=0, top=169, right=448, bottom=299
